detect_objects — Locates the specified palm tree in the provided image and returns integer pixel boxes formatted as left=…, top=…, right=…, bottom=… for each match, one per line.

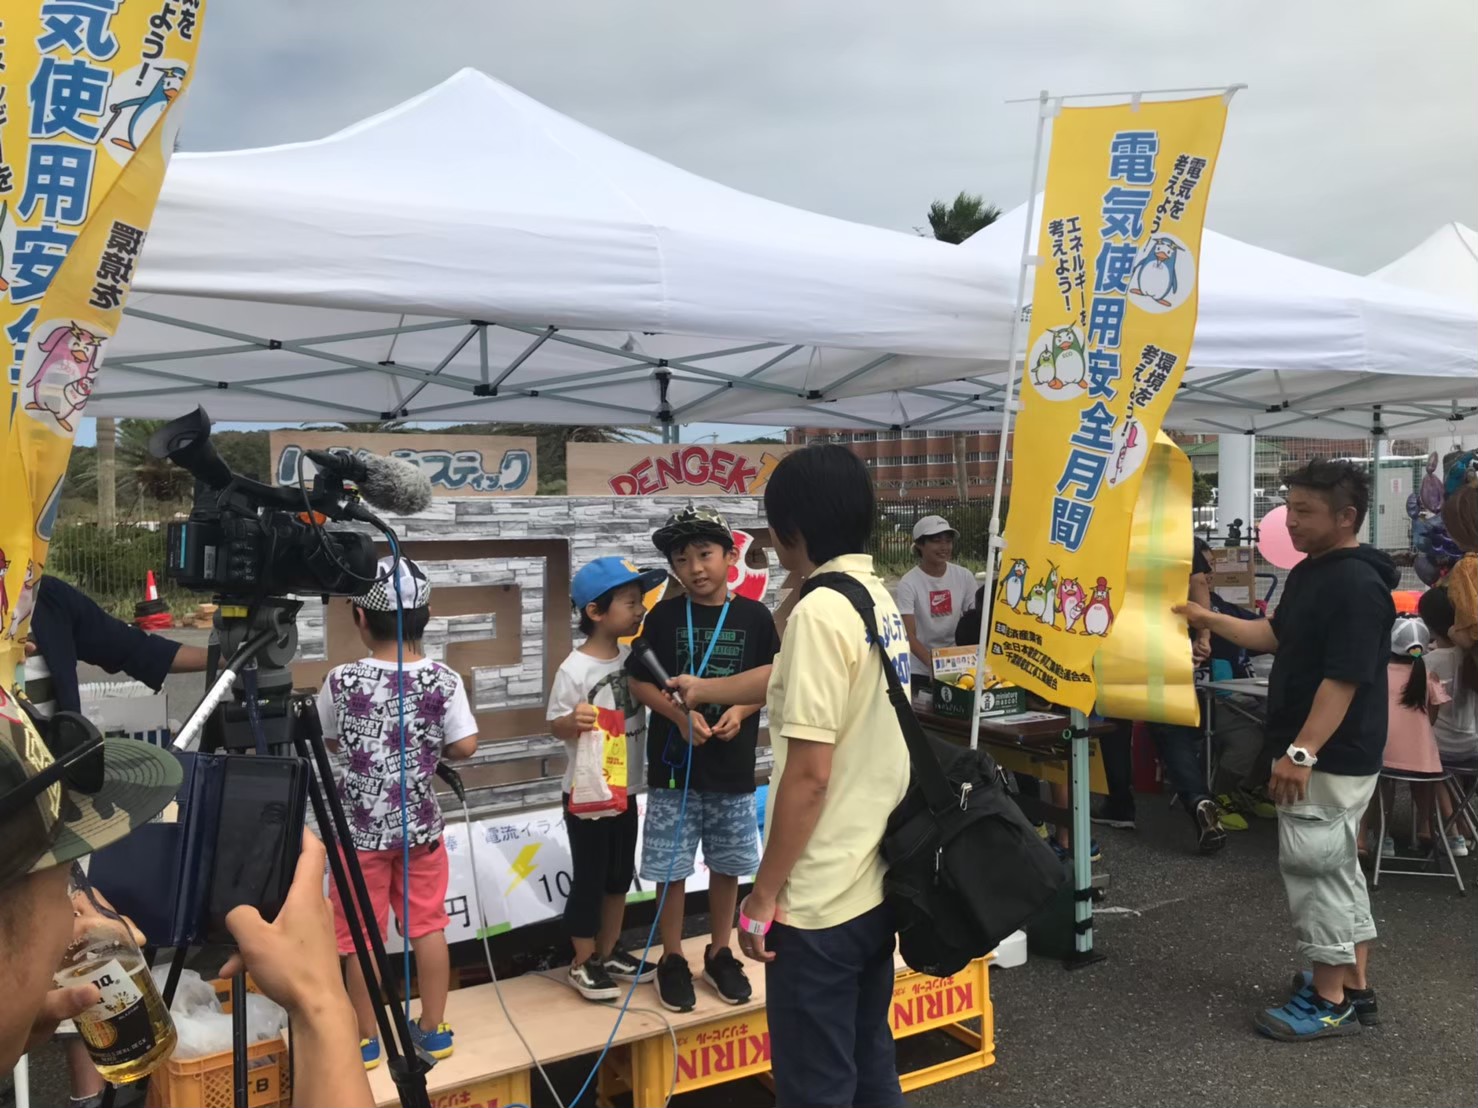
left=923, top=192, right=1002, bottom=245
left=922, top=191, right=1002, bottom=499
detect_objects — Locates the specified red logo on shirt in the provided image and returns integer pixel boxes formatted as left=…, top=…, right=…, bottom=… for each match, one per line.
left=929, top=590, right=953, bottom=618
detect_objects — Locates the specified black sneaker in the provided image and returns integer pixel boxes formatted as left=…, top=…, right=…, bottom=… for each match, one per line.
left=703, top=945, right=753, bottom=1005
left=1194, top=799, right=1227, bottom=855
left=656, top=953, right=696, bottom=1013
left=569, top=955, right=620, bottom=1002
left=602, top=943, right=658, bottom=983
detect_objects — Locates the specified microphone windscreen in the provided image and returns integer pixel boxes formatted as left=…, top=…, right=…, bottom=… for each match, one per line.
left=358, top=455, right=433, bottom=515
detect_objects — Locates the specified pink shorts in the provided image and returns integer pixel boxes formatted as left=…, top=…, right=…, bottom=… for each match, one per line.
left=330, top=840, right=451, bottom=954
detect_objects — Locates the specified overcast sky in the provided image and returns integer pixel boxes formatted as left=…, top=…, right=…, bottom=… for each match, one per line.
left=80, top=0, right=1476, bottom=446
left=183, top=0, right=1476, bottom=274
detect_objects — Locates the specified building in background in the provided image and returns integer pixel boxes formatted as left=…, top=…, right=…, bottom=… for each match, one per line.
left=786, top=428, right=1011, bottom=501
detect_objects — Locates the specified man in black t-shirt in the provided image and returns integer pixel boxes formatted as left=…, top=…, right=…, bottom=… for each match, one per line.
left=1179, top=461, right=1397, bottom=1044
left=627, top=507, right=779, bottom=1014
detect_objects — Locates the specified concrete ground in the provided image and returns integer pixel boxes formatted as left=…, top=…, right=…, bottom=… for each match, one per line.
left=10, top=629, right=1475, bottom=1107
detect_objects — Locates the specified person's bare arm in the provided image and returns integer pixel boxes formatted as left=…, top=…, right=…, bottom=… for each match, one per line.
left=550, top=703, right=598, bottom=741
left=170, top=645, right=210, bottom=672
left=630, top=676, right=712, bottom=743
left=444, top=734, right=479, bottom=760
left=670, top=668, right=772, bottom=708
left=1174, top=601, right=1278, bottom=654
left=901, top=614, right=931, bottom=670
left=1268, top=678, right=1358, bottom=805
left=739, top=738, right=834, bottom=962
left=223, top=833, right=373, bottom=1108
left=1188, top=572, right=1213, bottom=663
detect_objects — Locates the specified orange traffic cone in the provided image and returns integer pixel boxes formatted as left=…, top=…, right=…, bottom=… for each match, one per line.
left=134, top=570, right=172, bottom=630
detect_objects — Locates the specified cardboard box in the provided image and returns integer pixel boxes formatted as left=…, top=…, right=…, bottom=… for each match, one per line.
left=1206, top=546, right=1256, bottom=606
left=931, top=646, right=1027, bottom=720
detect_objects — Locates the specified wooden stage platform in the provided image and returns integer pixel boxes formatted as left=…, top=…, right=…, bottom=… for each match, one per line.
left=368, top=935, right=995, bottom=1107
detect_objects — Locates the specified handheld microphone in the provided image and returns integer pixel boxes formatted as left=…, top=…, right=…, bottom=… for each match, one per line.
left=305, top=449, right=433, bottom=516
left=630, top=637, right=686, bottom=709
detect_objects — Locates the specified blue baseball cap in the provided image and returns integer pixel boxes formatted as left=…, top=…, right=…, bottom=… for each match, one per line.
left=572, top=557, right=668, bottom=611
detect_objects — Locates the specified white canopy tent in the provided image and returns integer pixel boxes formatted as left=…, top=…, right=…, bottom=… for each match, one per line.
left=721, top=201, right=1478, bottom=438
left=1370, top=222, right=1478, bottom=304
left=98, top=68, right=1015, bottom=427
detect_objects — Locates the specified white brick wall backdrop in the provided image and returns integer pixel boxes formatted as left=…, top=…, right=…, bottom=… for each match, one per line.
left=297, top=496, right=779, bottom=719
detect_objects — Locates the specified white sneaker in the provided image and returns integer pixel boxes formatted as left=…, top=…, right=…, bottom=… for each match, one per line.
left=1448, top=835, right=1470, bottom=858
left=1380, top=834, right=1396, bottom=858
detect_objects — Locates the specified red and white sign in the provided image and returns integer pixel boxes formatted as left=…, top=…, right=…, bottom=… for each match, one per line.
left=567, top=443, right=795, bottom=497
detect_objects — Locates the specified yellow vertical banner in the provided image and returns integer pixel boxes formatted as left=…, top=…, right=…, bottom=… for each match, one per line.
left=1092, top=431, right=1198, bottom=725
left=0, top=0, right=206, bottom=683
left=991, top=95, right=1228, bottom=713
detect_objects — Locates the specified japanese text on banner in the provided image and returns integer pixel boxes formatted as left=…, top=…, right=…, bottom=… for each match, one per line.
left=991, top=96, right=1228, bottom=712
left=0, top=0, right=206, bottom=682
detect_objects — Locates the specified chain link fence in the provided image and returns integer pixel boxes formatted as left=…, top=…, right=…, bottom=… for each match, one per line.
left=46, top=518, right=195, bottom=620
left=870, top=498, right=1000, bottom=577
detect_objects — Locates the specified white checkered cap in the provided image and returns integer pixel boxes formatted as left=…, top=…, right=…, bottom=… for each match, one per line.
left=354, top=556, right=432, bottom=611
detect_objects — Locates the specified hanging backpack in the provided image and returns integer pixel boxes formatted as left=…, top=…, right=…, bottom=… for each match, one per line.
left=801, top=573, right=1065, bottom=977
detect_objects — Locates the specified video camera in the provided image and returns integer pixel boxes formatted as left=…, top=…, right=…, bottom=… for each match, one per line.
left=149, top=406, right=381, bottom=598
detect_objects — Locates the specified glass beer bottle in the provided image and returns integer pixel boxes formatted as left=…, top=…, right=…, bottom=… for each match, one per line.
left=54, top=870, right=177, bottom=1083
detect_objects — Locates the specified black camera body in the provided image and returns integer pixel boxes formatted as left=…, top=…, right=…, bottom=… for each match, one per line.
left=151, top=407, right=376, bottom=599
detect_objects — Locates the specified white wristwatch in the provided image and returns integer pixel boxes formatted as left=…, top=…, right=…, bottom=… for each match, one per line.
left=1286, top=745, right=1318, bottom=768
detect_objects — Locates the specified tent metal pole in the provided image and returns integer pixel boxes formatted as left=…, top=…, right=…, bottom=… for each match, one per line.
left=394, top=325, right=481, bottom=410
left=478, top=324, right=490, bottom=384
left=1006, top=83, right=1245, bottom=104
left=970, top=88, right=1050, bottom=754
left=487, top=326, right=555, bottom=392
left=671, top=345, right=804, bottom=418
left=813, top=354, right=898, bottom=398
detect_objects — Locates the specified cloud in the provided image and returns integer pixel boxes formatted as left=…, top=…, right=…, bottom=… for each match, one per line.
left=182, top=0, right=1476, bottom=274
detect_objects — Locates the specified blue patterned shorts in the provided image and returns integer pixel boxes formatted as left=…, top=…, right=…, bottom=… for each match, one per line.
left=641, top=789, right=760, bottom=883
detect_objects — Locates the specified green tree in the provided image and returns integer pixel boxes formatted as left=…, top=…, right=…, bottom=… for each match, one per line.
left=922, top=191, right=1002, bottom=245
left=1192, top=470, right=1215, bottom=508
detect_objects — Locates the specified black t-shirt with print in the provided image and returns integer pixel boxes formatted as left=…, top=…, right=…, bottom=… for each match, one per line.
left=626, top=594, right=780, bottom=793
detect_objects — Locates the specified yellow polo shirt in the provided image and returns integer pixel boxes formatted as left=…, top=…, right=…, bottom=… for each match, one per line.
left=764, top=554, right=911, bottom=930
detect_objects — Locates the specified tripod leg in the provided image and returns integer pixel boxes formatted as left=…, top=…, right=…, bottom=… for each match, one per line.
left=291, top=698, right=432, bottom=1108
left=232, top=973, right=248, bottom=1108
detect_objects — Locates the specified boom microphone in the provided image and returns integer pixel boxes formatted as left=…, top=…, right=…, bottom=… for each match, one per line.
left=305, top=450, right=433, bottom=516
left=629, top=637, right=686, bottom=709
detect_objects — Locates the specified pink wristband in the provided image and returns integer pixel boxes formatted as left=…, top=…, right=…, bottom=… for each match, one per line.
left=739, top=911, right=771, bottom=937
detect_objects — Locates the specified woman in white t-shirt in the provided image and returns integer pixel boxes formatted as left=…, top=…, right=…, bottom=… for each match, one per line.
left=894, top=514, right=977, bottom=689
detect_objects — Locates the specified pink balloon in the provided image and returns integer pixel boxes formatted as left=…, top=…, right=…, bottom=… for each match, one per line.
left=1257, top=505, right=1306, bottom=570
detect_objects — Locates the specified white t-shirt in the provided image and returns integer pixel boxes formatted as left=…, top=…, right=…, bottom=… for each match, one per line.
left=895, top=563, right=978, bottom=676
left=1424, top=646, right=1478, bottom=759
left=546, top=645, right=645, bottom=794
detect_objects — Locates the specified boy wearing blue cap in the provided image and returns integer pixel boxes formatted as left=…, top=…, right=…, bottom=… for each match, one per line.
left=548, top=556, right=667, bottom=1001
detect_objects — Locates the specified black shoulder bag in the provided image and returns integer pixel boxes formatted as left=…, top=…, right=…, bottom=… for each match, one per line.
left=801, top=572, right=1065, bottom=977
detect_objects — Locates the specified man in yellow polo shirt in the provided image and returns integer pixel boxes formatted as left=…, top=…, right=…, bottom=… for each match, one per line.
left=672, top=444, right=909, bottom=1108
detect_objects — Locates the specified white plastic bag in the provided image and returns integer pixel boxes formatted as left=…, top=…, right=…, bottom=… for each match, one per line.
left=568, top=728, right=614, bottom=814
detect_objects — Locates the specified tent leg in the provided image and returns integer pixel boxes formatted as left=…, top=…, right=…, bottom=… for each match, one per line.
left=1067, top=709, right=1104, bottom=968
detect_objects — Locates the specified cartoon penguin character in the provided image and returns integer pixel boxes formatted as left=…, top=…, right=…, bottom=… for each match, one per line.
left=1030, top=346, right=1055, bottom=389
left=1057, top=577, right=1086, bottom=633
left=1051, top=328, right=1087, bottom=390
left=1037, top=327, right=1086, bottom=390
left=104, top=67, right=186, bottom=153
left=1002, top=558, right=1028, bottom=610
left=25, top=323, right=103, bottom=433
left=1129, top=237, right=1182, bottom=307
left=1025, top=581, right=1048, bottom=620
left=5, top=561, right=38, bottom=640
left=1112, top=418, right=1142, bottom=485
left=1036, top=566, right=1060, bottom=628
left=1083, top=577, right=1114, bottom=637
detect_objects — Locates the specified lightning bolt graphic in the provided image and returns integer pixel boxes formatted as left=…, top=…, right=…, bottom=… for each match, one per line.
left=505, top=844, right=541, bottom=896
left=750, top=452, right=781, bottom=493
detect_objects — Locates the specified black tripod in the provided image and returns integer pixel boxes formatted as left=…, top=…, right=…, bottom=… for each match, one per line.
left=135, top=599, right=433, bottom=1108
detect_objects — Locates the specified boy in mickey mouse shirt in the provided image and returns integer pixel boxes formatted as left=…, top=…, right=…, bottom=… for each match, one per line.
left=317, top=556, right=478, bottom=1068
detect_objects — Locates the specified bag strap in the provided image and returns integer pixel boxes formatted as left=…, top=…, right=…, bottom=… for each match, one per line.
left=800, top=573, right=956, bottom=813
